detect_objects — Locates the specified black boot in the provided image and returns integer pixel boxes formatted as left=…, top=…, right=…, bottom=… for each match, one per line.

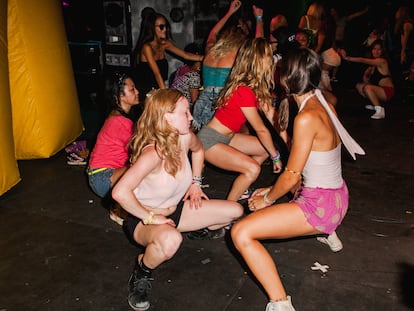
left=127, top=259, right=153, bottom=311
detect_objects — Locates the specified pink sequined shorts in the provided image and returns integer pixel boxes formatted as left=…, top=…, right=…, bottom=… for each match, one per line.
left=292, top=181, right=349, bottom=234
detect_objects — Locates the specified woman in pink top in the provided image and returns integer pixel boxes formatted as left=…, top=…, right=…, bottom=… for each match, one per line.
left=197, top=37, right=283, bottom=202
left=112, top=89, right=243, bottom=311
left=87, top=72, right=139, bottom=224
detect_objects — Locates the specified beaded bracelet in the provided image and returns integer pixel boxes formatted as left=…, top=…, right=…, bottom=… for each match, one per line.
left=192, top=176, right=202, bottom=186
left=143, top=211, right=156, bottom=225
left=263, top=192, right=276, bottom=206
left=284, top=166, right=301, bottom=175
left=270, top=152, right=281, bottom=163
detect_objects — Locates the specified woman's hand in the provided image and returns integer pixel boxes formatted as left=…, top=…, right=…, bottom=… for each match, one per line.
left=150, top=214, right=176, bottom=227
left=248, top=194, right=268, bottom=211
left=251, top=187, right=271, bottom=198
left=273, top=160, right=283, bottom=173
left=228, top=0, right=242, bottom=15
left=183, top=184, right=209, bottom=209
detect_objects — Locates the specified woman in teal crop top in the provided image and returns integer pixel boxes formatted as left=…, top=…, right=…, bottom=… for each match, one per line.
left=112, top=89, right=243, bottom=311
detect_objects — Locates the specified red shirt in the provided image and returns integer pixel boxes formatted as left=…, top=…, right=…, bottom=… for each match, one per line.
left=214, top=86, right=258, bottom=132
left=88, top=115, right=133, bottom=168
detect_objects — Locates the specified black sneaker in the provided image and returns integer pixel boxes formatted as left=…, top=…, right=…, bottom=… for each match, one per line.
left=187, top=228, right=225, bottom=240
left=128, top=267, right=153, bottom=311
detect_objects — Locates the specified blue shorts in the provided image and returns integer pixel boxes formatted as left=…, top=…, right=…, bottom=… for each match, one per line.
left=192, top=86, right=222, bottom=130
left=87, top=168, right=114, bottom=198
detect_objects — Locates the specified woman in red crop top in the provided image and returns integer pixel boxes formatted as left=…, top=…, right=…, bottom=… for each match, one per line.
left=197, top=37, right=283, bottom=202
left=339, top=39, right=394, bottom=119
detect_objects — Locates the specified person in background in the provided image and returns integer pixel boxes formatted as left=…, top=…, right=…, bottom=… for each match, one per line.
left=87, top=72, right=139, bottom=225
left=231, top=47, right=365, bottom=311
left=269, top=14, right=288, bottom=34
left=170, top=42, right=203, bottom=108
left=112, top=89, right=243, bottom=311
left=197, top=37, right=283, bottom=204
left=339, top=39, right=394, bottom=119
left=192, top=0, right=245, bottom=131
left=132, top=11, right=203, bottom=102
left=298, top=2, right=325, bottom=53
left=393, top=6, right=414, bottom=83
left=294, top=28, right=311, bottom=48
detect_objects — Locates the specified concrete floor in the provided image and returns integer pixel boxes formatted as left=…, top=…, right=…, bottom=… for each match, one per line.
left=1, top=83, right=413, bottom=311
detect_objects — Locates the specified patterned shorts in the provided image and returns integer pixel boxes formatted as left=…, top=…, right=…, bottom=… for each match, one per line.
left=292, top=181, right=349, bottom=234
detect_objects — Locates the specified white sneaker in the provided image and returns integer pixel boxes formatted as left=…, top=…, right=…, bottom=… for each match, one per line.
left=364, top=104, right=375, bottom=110
left=265, top=296, right=296, bottom=311
left=371, top=106, right=385, bottom=119
left=317, top=231, right=343, bottom=252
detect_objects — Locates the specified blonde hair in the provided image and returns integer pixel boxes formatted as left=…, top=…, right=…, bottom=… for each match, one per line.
left=215, top=37, right=274, bottom=113
left=307, top=2, right=324, bottom=20
left=129, top=89, right=183, bottom=176
left=210, top=29, right=246, bottom=59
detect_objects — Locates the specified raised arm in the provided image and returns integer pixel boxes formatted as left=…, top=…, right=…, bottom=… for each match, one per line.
left=253, top=5, right=264, bottom=38
left=205, top=0, right=242, bottom=53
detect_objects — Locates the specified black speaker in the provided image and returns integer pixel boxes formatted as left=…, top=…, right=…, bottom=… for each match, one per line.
left=103, top=0, right=131, bottom=46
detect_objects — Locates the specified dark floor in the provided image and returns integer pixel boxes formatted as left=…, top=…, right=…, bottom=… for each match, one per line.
left=1, top=82, right=414, bottom=311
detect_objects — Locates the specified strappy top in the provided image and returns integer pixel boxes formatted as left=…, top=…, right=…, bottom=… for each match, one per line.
left=369, top=67, right=391, bottom=86
left=299, top=90, right=365, bottom=188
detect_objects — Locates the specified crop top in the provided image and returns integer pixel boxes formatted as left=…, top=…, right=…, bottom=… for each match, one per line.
left=202, top=65, right=231, bottom=87
left=132, top=140, right=192, bottom=209
left=369, top=66, right=391, bottom=86
left=214, top=86, right=258, bottom=133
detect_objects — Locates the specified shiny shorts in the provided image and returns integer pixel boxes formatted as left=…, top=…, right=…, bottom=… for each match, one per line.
left=382, top=86, right=395, bottom=101
left=197, top=125, right=231, bottom=151
left=292, top=181, right=349, bottom=234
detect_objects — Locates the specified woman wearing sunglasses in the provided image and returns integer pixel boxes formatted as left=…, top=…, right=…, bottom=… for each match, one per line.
left=132, top=11, right=204, bottom=103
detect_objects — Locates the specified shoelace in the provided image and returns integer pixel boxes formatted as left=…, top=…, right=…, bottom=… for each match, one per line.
left=133, top=276, right=153, bottom=294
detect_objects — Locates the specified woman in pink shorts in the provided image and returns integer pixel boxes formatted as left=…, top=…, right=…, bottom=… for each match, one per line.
left=231, top=47, right=365, bottom=311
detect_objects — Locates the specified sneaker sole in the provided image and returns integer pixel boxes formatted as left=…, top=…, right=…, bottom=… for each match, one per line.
left=128, top=300, right=150, bottom=311
left=109, top=212, right=124, bottom=226
left=316, top=236, right=343, bottom=252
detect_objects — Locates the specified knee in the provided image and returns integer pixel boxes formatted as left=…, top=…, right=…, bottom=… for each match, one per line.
left=231, top=221, right=251, bottom=250
left=156, top=230, right=183, bottom=260
left=243, top=160, right=261, bottom=181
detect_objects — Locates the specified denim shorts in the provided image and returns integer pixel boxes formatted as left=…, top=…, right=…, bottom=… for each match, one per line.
left=87, top=168, right=114, bottom=198
left=192, top=86, right=223, bottom=130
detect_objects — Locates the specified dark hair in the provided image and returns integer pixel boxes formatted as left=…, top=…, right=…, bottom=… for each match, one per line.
left=132, top=12, right=172, bottom=66
left=280, top=47, right=321, bottom=95
left=109, top=72, right=133, bottom=118
left=271, top=26, right=296, bottom=56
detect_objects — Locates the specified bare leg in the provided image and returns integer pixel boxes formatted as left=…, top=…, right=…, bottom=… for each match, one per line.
left=232, top=202, right=318, bottom=301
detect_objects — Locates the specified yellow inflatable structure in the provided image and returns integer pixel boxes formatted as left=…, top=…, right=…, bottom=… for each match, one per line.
left=1, top=0, right=84, bottom=195
left=0, top=0, right=20, bottom=195
left=8, top=0, right=83, bottom=160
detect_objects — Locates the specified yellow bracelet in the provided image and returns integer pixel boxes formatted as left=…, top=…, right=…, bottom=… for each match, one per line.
left=284, top=166, right=301, bottom=175
left=143, top=211, right=156, bottom=225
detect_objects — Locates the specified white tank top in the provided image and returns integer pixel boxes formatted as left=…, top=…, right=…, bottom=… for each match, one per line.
left=299, top=90, right=365, bottom=188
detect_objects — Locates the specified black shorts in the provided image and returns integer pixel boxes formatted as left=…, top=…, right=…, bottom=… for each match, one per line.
left=123, top=200, right=185, bottom=243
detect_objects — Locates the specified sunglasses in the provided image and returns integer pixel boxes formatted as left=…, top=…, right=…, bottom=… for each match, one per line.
left=156, top=24, right=166, bottom=31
